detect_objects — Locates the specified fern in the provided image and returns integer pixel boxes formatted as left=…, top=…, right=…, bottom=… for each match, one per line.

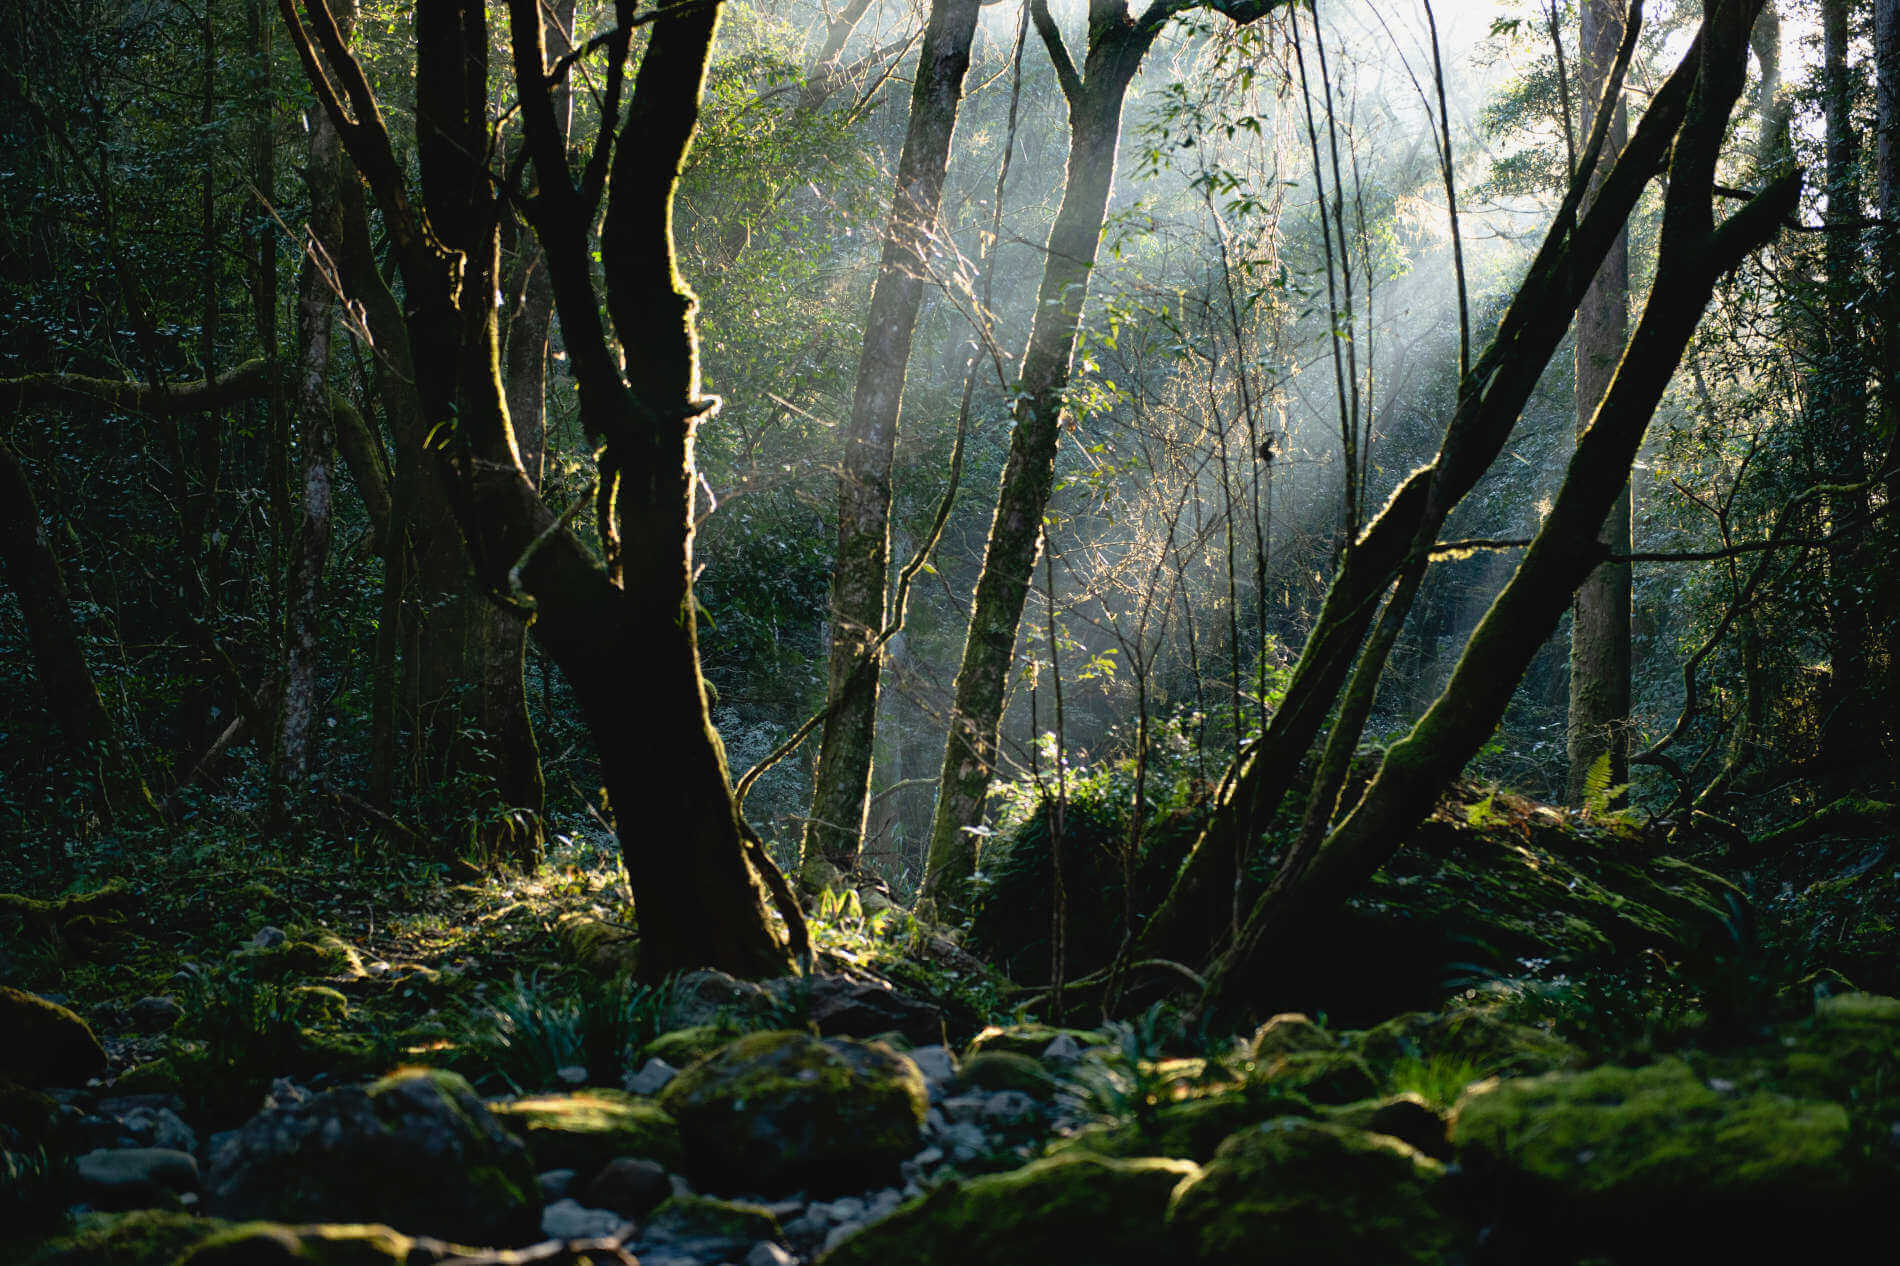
left=1581, top=752, right=1630, bottom=817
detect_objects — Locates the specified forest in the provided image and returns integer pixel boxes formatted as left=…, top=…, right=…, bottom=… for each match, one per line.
left=1, top=0, right=1897, bottom=1261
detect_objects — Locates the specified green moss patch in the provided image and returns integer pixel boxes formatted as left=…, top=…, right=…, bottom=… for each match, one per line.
left=490, top=1089, right=683, bottom=1175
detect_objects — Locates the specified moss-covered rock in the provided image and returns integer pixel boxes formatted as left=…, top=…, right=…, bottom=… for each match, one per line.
left=1450, top=1058, right=1871, bottom=1252
left=1167, top=1118, right=1457, bottom=1265
left=639, top=1195, right=780, bottom=1261
left=177, top=1223, right=413, bottom=1265
left=1249, top=1013, right=1337, bottom=1061
left=1, top=986, right=108, bottom=1088
left=1058, top=1087, right=1314, bottom=1163
left=1251, top=1050, right=1379, bottom=1106
left=0, top=1078, right=59, bottom=1148
left=1773, top=991, right=1900, bottom=1107
left=490, top=1089, right=683, bottom=1176
left=660, top=1031, right=925, bottom=1193
left=111, top=1060, right=184, bottom=1097
left=1322, top=1093, right=1450, bottom=1161
left=955, top=1051, right=1061, bottom=1098
left=817, top=1153, right=1198, bottom=1266
left=640, top=1025, right=742, bottom=1070
left=556, top=912, right=639, bottom=976
left=203, top=1067, right=538, bottom=1245
left=1353, top=1006, right=1581, bottom=1080
left=20, top=1211, right=230, bottom=1266
left=963, top=1025, right=1107, bottom=1062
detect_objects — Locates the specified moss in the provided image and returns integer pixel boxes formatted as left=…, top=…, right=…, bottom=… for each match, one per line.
left=178, top=1223, right=414, bottom=1265
left=1450, top=1058, right=1865, bottom=1248
left=20, top=1210, right=230, bottom=1266
left=1321, top=1094, right=1450, bottom=1160
left=1167, top=1118, right=1456, bottom=1265
left=0, top=1079, right=59, bottom=1148
left=955, top=1051, right=1061, bottom=1098
left=641, top=1024, right=741, bottom=1069
left=490, top=1089, right=684, bottom=1174
left=661, top=1030, right=925, bottom=1193
left=289, top=987, right=349, bottom=1024
left=1058, top=1087, right=1314, bottom=1162
left=282, top=935, right=366, bottom=980
left=1353, top=1007, right=1580, bottom=1080
left=1251, top=1050, right=1379, bottom=1106
left=557, top=912, right=639, bottom=976
left=1249, top=1013, right=1336, bottom=1061
left=642, top=1195, right=779, bottom=1257
left=817, top=1153, right=1198, bottom=1266
left=963, top=1025, right=1108, bottom=1062
left=1773, top=991, right=1900, bottom=1106
left=0, top=986, right=107, bottom=1088
left=111, top=1060, right=184, bottom=1097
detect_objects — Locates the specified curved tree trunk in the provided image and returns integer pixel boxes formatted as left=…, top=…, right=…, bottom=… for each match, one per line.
left=803, top=0, right=983, bottom=881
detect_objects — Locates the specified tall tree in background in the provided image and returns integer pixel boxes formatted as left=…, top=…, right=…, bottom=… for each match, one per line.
left=1876, top=0, right=1900, bottom=752
left=278, top=0, right=799, bottom=977
left=1566, top=0, right=1633, bottom=804
left=922, top=0, right=1291, bottom=914
left=803, top=0, right=984, bottom=882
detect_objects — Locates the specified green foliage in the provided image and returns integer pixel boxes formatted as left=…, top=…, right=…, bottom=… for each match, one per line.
left=0, top=1147, right=73, bottom=1239
left=452, top=971, right=676, bottom=1095
left=1386, top=1055, right=1485, bottom=1111
left=173, top=960, right=310, bottom=1112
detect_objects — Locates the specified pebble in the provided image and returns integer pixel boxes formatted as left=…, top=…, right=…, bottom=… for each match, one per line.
left=745, top=1243, right=798, bottom=1266
left=908, top=1045, right=956, bottom=1088
left=938, top=1094, right=986, bottom=1124
left=1041, top=1033, right=1084, bottom=1064
left=538, top=1168, right=579, bottom=1202
left=540, top=1197, right=629, bottom=1241
left=982, top=1090, right=1040, bottom=1126
left=251, top=926, right=287, bottom=949
left=624, top=1057, right=680, bottom=1096
left=555, top=1065, right=589, bottom=1086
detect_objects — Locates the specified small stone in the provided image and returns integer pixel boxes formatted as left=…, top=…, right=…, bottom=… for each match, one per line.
left=670, top=1172, right=695, bottom=1198
left=866, top=1188, right=902, bottom=1218
left=823, top=1222, right=862, bottom=1253
left=250, top=925, right=287, bottom=949
left=118, top=1105, right=196, bottom=1153
left=538, top=1168, right=579, bottom=1202
left=585, top=1156, right=672, bottom=1220
left=939, top=1094, right=986, bottom=1124
left=128, top=996, right=182, bottom=1034
left=556, top=1064, right=589, bottom=1086
left=75, top=1147, right=200, bottom=1210
left=625, top=1057, right=680, bottom=1096
left=746, top=1242, right=798, bottom=1266
left=541, top=1197, right=628, bottom=1241
left=981, top=1090, right=1040, bottom=1125
left=825, top=1195, right=866, bottom=1223
left=1041, top=1034, right=1084, bottom=1065
left=941, top=1122, right=987, bottom=1163
left=908, top=1046, right=956, bottom=1087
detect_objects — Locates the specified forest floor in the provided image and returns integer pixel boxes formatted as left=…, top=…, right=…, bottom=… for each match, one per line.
left=3, top=784, right=1897, bottom=1265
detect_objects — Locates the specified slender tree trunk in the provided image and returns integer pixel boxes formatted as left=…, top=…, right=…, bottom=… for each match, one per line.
left=0, top=435, right=155, bottom=819
left=1875, top=0, right=1900, bottom=754
left=922, top=11, right=1152, bottom=913
left=267, top=82, right=346, bottom=828
left=1566, top=0, right=1633, bottom=805
left=803, top=0, right=983, bottom=880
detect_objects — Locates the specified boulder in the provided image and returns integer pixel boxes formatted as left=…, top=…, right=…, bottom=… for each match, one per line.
left=1059, top=1087, right=1314, bottom=1163
left=1167, top=1118, right=1458, bottom=1265
left=19, top=1210, right=230, bottom=1266
left=583, top=1156, right=672, bottom=1221
left=659, top=969, right=780, bottom=1031
left=660, top=1031, right=925, bottom=1193
left=963, top=1024, right=1108, bottom=1062
left=817, top=1153, right=1198, bottom=1266
left=74, top=1148, right=199, bottom=1212
left=489, top=1089, right=683, bottom=1176
left=638, top=1195, right=782, bottom=1262
left=1249, top=1013, right=1337, bottom=1061
left=1450, top=1058, right=1872, bottom=1253
left=776, top=975, right=943, bottom=1046
left=203, top=1067, right=539, bottom=1245
left=1, top=986, right=107, bottom=1088
left=1322, top=1093, right=1450, bottom=1161
left=1353, top=1007, right=1580, bottom=1080
left=641, top=1025, right=742, bottom=1070
left=1252, top=1050, right=1380, bottom=1106
left=954, top=1051, right=1061, bottom=1099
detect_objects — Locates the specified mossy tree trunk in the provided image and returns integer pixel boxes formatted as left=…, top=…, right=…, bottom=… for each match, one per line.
left=921, top=0, right=1291, bottom=917
left=279, top=0, right=798, bottom=976
left=804, top=0, right=984, bottom=881
left=1875, top=0, right=1900, bottom=754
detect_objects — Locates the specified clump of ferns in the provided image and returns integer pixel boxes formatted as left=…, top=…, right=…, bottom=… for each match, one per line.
left=1056, top=1002, right=1226, bottom=1137
left=1, top=1147, right=73, bottom=1235
left=454, top=970, right=676, bottom=1094
left=174, top=960, right=307, bottom=1108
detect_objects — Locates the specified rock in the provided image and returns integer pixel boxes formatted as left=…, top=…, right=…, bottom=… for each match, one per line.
left=1168, top=1118, right=1456, bottom=1265
left=955, top=1051, right=1061, bottom=1098
left=20, top=1209, right=230, bottom=1265
left=556, top=911, right=641, bottom=976
left=1252, top=1050, right=1380, bottom=1106
left=251, top=926, right=288, bottom=949
left=747, top=1242, right=798, bottom=1266
left=980, top=1090, right=1041, bottom=1126
left=537, top=1168, right=578, bottom=1202
left=643, top=1024, right=745, bottom=1069
left=541, top=1197, right=628, bottom=1241
left=964, top=1024, right=1105, bottom=1063
left=937, top=1120, right=988, bottom=1164
left=640, top=1194, right=782, bottom=1261
left=104, top=1103, right=196, bottom=1155
left=624, top=1057, right=679, bottom=1096
left=1249, top=1013, right=1337, bottom=1061
left=176, top=1223, right=416, bottom=1265
left=1058, top=1087, right=1315, bottom=1163
left=1041, top=1034, right=1084, bottom=1065
left=1323, top=1093, right=1450, bottom=1161
left=816, top=1152, right=1197, bottom=1266
left=75, top=1148, right=200, bottom=1211
left=661, top=969, right=781, bottom=1031
left=776, top=974, right=944, bottom=1046
left=661, top=1030, right=927, bottom=1194
left=127, top=996, right=182, bottom=1035
left=1775, top=991, right=1900, bottom=1104
left=1352, top=1007, right=1580, bottom=1080
left=584, top=1156, right=673, bottom=1220
left=0, top=1078, right=58, bottom=1148
left=490, top=1089, right=684, bottom=1176
left=202, top=1066, right=539, bottom=1244
left=907, top=1045, right=957, bottom=1088
left=1, top=985, right=108, bottom=1088
left=1450, top=1058, right=1871, bottom=1253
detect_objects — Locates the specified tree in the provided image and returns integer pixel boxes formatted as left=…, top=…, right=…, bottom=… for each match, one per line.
left=1566, top=0, right=1634, bottom=806
left=278, top=0, right=801, bottom=978
left=922, top=0, right=1292, bottom=914
left=804, top=0, right=985, bottom=882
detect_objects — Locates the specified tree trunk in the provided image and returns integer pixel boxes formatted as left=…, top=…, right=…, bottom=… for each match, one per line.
left=1566, top=0, right=1633, bottom=805
left=803, top=0, right=983, bottom=880
left=1875, top=0, right=1900, bottom=754
left=0, top=435, right=155, bottom=819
